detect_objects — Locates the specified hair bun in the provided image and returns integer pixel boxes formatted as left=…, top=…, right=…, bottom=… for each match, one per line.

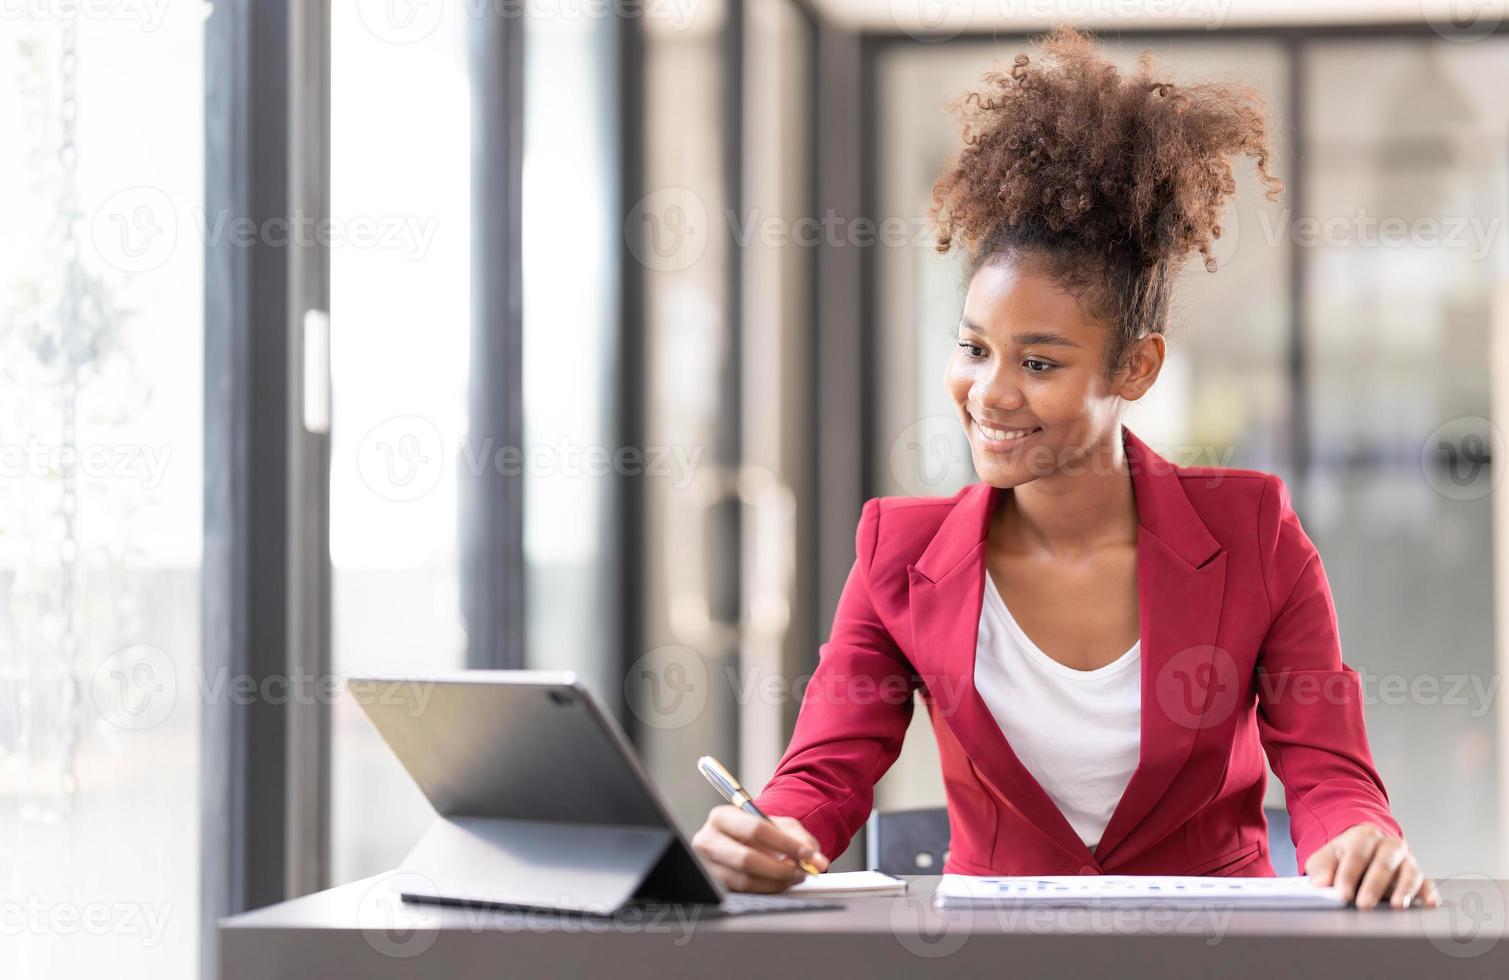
left=929, top=26, right=1284, bottom=275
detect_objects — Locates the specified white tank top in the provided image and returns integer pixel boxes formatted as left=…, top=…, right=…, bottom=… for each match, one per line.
left=974, top=571, right=1142, bottom=852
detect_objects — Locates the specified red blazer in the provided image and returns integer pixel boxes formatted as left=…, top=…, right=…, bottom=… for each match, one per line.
left=753, top=425, right=1402, bottom=877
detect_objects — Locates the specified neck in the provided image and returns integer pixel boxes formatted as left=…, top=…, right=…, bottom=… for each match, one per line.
left=993, top=429, right=1138, bottom=557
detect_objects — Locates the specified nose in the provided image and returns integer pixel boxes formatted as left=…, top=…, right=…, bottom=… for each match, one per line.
left=973, top=370, right=1025, bottom=414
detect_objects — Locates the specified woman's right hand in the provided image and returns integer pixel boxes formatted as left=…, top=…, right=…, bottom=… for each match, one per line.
left=690, top=805, right=830, bottom=893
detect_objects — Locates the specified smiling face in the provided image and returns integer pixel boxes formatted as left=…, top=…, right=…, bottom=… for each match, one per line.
left=946, top=253, right=1164, bottom=489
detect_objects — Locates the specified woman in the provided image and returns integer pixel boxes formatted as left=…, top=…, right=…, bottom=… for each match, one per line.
left=690, top=27, right=1436, bottom=910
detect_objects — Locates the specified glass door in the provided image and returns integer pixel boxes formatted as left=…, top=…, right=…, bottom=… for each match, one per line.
left=1, top=10, right=205, bottom=976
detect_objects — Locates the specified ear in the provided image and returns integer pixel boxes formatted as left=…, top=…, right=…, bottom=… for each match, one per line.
left=1117, top=333, right=1166, bottom=402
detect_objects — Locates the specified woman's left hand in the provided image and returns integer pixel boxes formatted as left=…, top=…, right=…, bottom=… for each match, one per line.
left=1304, top=823, right=1440, bottom=909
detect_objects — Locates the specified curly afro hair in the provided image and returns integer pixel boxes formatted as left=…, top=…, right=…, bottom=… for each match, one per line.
left=928, top=26, right=1284, bottom=374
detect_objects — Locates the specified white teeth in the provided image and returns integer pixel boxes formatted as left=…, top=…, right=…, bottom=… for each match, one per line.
left=976, top=420, right=1036, bottom=442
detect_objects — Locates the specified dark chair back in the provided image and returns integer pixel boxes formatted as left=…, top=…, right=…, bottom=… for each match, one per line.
left=865, top=805, right=1300, bottom=876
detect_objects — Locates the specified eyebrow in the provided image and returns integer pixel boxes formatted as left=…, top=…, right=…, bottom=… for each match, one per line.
left=959, top=318, right=1082, bottom=348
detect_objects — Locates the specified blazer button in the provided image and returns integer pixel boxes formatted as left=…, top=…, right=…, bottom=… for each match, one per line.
left=1078, top=865, right=1098, bottom=876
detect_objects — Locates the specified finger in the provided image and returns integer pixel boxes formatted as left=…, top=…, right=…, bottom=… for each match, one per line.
left=698, top=832, right=804, bottom=884
left=1390, top=861, right=1424, bottom=909
left=711, top=806, right=816, bottom=860
left=1305, top=842, right=1341, bottom=887
left=1333, top=832, right=1381, bottom=904
left=771, top=817, right=827, bottom=862
left=771, top=819, right=830, bottom=871
left=1420, top=878, right=1441, bottom=908
left=1355, top=839, right=1407, bottom=910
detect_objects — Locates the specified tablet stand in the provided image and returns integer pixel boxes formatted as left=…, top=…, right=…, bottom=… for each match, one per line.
left=397, top=816, right=678, bottom=915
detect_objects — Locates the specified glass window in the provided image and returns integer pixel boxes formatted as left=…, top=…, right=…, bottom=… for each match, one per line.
left=522, top=5, right=621, bottom=706
left=1301, top=36, right=1509, bottom=878
left=328, top=3, right=472, bottom=885
left=0, top=11, right=203, bottom=977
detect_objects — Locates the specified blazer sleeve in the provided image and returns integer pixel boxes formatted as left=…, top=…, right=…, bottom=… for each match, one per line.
left=749, top=498, right=919, bottom=861
left=1254, top=473, right=1403, bottom=869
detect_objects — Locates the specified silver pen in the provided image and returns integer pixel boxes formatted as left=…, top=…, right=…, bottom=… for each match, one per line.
left=696, top=755, right=821, bottom=876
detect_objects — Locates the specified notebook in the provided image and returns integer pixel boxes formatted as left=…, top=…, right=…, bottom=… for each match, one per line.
left=934, top=874, right=1346, bottom=910
left=785, top=870, right=909, bottom=896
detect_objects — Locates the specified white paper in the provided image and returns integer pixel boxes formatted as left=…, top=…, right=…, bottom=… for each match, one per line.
left=785, top=870, right=909, bottom=896
left=934, top=874, right=1346, bottom=910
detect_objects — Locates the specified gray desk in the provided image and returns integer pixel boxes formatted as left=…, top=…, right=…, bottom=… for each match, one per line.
left=220, top=872, right=1509, bottom=978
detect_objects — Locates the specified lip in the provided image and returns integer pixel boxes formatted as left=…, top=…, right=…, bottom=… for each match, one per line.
left=972, top=418, right=1042, bottom=452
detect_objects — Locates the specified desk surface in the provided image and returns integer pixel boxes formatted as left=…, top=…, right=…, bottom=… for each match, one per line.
left=220, top=872, right=1509, bottom=979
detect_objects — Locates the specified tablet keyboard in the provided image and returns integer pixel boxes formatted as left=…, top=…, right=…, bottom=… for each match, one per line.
left=713, top=893, right=844, bottom=916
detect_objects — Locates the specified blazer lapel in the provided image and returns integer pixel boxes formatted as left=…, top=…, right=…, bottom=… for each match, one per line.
left=905, top=425, right=1227, bottom=871
left=1085, top=427, right=1227, bottom=866
left=908, top=481, right=1095, bottom=867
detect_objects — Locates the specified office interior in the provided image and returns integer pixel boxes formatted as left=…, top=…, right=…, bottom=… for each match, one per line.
left=3, top=0, right=1508, bottom=976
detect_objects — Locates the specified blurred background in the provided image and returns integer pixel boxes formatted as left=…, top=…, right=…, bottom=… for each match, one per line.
left=3, top=0, right=1508, bottom=976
